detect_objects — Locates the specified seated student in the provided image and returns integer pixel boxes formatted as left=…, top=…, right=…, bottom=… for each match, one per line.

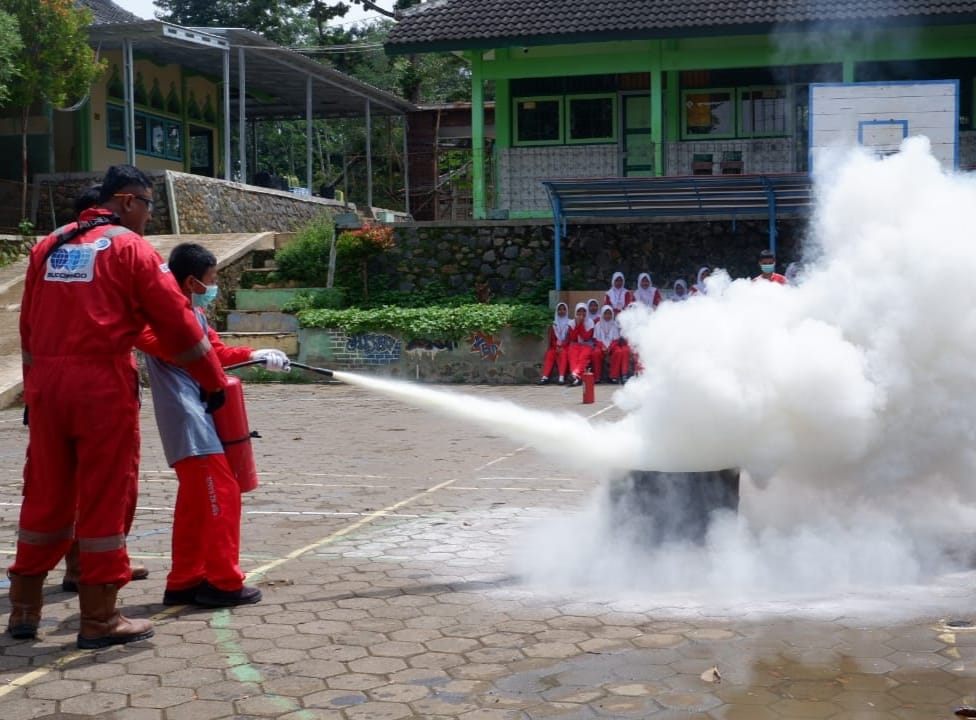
left=672, top=278, right=690, bottom=302
left=592, top=305, right=631, bottom=384
left=691, top=266, right=711, bottom=295
left=755, top=249, right=787, bottom=284
left=566, top=302, right=595, bottom=387
left=540, top=302, right=572, bottom=385
left=586, top=297, right=602, bottom=325
left=604, top=271, right=634, bottom=316
left=634, top=272, right=662, bottom=308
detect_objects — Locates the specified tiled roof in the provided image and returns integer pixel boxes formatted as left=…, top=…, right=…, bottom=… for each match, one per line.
left=387, top=0, right=976, bottom=51
left=77, top=0, right=144, bottom=25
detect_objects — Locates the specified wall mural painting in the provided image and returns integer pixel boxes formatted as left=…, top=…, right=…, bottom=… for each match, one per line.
left=404, top=339, right=457, bottom=359
left=347, top=333, right=401, bottom=365
left=469, top=331, right=503, bottom=362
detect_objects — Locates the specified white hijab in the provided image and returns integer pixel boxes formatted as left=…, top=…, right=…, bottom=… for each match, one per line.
left=552, top=302, right=572, bottom=342
left=672, top=279, right=689, bottom=301
left=634, top=272, right=657, bottom=306
left=574, top=302, right=594, bottom=331
left=693, top=266, right=710, bottom=295
left=586, top=298, right=601, bottom=323
left=607, top=271, right=628, bottom=310
left=593, top=306, right=620, bottom=345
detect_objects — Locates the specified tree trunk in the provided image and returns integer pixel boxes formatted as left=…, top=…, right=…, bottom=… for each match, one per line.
left=20, top=106, right=29, bottom=221
left=361, top=259, right=368, bottom=305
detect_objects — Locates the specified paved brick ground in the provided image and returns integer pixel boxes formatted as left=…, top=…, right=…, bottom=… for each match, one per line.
left=0, top=382, right=974, bottom=719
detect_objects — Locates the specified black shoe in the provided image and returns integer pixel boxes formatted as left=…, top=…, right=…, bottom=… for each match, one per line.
left=609, top=378, right=619, bottom=384
left=557, top=378, right=566, bottom=385
left=195, top=581, right=262, bottom=608
left=162, top=583, right=204, bottom=606
left=570, top=376, right=581, bottom=387
left=539, top=377, right=550, bottom=385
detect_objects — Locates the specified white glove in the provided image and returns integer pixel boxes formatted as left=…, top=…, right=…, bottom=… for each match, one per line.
left=251, top=348, right=290, bottom=372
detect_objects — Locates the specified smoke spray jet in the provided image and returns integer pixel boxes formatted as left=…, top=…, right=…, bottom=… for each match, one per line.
left=332, top=369, right=635, bottom=467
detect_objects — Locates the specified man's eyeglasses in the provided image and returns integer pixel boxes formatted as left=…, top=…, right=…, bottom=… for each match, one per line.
left=113, top=193, right=154, bottom=212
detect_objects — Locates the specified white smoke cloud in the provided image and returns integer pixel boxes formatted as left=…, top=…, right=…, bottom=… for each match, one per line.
left=516, top=138, right=976, bottom=610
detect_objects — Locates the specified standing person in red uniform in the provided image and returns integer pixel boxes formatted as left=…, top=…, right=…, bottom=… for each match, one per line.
left=135, top=242, right=289, bottom=607
left=9, top=165, right=227, bottom=649
left=539, top=301, right=571, bottom=385
left=755, top=249, right=787, bottom=284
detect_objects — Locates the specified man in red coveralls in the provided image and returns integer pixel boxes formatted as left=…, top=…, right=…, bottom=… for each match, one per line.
left=8, top=165, right=227, bottom=649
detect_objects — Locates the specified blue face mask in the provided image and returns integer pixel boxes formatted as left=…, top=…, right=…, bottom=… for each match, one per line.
left=191, top=283, right=218, bottom=308
left=760, top=263, right=775, bottom=274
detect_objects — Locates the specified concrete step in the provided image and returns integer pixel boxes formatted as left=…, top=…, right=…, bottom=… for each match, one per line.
left=226, top=310, right=298, bottom=333
left=234, top=287, right=317, bottom=311
left=219, top=331, right=298, bottom=356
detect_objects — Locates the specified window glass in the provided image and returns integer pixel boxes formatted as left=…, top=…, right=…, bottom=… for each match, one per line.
left=134, top=114, right=148, bottom=153
left=165, top=122, right=182, bottom=160
left=107, top=105, right=125, bottom=148
left=740, top=87, right=789, bottom=135
left=683, top=90, right=734, bottom=138
left=516, top=98, right=561, bottom=143
left=568, top=96, right=615, bottom=141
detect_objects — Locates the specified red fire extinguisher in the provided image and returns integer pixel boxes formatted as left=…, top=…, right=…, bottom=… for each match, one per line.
left=212, top=375, right=259, bottom=492
left=582, top=370, right=595, bottom=404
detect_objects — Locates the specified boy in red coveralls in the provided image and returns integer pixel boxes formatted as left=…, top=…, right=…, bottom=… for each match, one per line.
left=136, top=243, right=289, bottom=607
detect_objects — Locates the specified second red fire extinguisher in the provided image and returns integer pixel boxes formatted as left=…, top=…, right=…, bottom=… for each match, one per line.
left=582, top=370, right=595, bottom=404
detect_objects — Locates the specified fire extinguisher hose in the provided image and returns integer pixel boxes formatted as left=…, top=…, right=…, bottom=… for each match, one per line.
left=224, top=359, right=335, bottom=378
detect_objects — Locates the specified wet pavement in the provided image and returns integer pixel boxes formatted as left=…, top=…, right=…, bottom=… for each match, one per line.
left=0, top=382, right=974, bottom=719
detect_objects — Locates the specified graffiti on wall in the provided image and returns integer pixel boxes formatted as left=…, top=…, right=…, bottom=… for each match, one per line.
left=405, top=339, right=457, bottom=360
left=469, top=331, right=503, bottom=362
left=347, top=333, right=401, bottom=365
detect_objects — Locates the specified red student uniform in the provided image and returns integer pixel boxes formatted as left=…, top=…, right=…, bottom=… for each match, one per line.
left=592, top=307, right=631, bottom=382
left=605, top=271, right=634, bottom=316
left=541, top=302, right=572, bottom=382
left=14, top=209, right=225, bottom=587
left=567, top=303, right=595, bottom=379
left=135, top=315, right=254, bottom=595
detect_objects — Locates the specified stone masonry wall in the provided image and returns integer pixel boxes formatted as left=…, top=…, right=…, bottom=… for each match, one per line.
left=30, top=171, right=806, bottom=303
left=31, top=171, right=344, bottom=235
left=375, top=217, right=805, bottom=301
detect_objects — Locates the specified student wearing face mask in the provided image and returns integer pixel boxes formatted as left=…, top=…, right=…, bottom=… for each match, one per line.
left=135, top=243, right=289, bottom=609
left=754, top=249, right=786, bottom=284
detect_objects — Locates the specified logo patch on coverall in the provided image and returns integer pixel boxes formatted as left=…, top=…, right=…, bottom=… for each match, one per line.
left=45, top=237, right=111, bottom=283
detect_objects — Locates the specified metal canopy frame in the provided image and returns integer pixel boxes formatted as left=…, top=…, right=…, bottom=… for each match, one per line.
left=88, top=21, right=416, bottom=200
left=542, top=173, right=813, bottom=290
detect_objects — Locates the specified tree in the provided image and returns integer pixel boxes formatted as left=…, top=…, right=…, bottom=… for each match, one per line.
left=1, top=0, right=104, bottom=218
left=0, top=10, right=22, bottom=106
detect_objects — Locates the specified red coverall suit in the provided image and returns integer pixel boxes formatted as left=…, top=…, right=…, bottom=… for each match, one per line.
left=13, top=209, right=225, bottom=587
left=135, top=320, right=253, bottom=593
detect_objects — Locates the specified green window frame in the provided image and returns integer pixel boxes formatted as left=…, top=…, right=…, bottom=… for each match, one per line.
left=566, top=93, right=618, bottom=144
left=106, top=103, right=184, bottom=161
left=514, top=95, right=564, bottom=146
left=738, top=86, right=791, bottom=137
left=681, top=88, right=736, bottom=140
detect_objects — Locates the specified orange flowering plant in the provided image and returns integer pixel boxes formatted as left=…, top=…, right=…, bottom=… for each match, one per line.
left=335, top=222, right=396, bottom=303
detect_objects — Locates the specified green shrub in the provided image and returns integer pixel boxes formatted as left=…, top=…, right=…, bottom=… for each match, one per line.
left=275, top=214, right=335, bottom=285
left=281, top=288, right=346, bottom=313
left=297, top=303, right=552, bottom=342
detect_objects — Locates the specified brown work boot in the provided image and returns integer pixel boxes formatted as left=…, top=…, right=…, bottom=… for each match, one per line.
left=76, top=583, right=154, bottom=649
left=7, top=571, right=46, bottom=639
left=61, top=542, right=148, bottom=593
